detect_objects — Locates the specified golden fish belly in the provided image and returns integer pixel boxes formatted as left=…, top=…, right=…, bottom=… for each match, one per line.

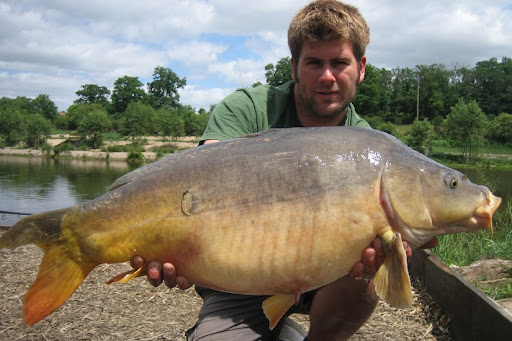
left=175, top=195, right=383, bottom=295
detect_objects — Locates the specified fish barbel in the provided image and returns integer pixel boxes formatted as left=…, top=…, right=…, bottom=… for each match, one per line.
left=0, top=127, right=501, bottom=328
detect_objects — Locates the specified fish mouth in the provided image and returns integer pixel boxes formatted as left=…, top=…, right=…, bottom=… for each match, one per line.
left=468, top=192, right=501, bottom=236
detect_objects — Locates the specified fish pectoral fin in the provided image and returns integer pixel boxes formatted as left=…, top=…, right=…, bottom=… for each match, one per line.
left=106, top=265, right=148, bottom=284
left=373, top=230, right=412, bottom=308
left=262, top=293, right=296, bottom=330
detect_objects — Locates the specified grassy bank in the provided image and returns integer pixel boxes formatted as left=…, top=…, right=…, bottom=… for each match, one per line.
left=431, top=199, right=512, bottom=299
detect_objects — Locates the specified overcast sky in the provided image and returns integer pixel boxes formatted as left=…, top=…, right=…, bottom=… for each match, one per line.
left=1, top=0, right=511, bottom=112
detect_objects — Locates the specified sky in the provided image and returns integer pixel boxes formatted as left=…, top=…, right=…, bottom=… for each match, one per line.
left=1, top=0, right=511, bottom=112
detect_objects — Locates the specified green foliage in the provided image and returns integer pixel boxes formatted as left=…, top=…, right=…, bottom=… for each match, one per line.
left=53, top=142, right=76, bottom=156
left=157, top=107, right=185, bottom=138
left=487, top=113, right=512, bottom=145
left=25, top=114, right=52, bottom=147
left=111, top=76, right=146, bottom=115
left=407, top=119, right=434, bottom=154
left=353, top=64, right=392, bottom=118
left=443, top=99, right=487, bottom=160
left=147, top=66, right=186, bottom=109
left=77, top=108, right=111, bottom=148
left=377, top=121, right=397, bottom=136
left=120, top=102, right=156, bottom=138
left=74, top=84, right=111, bottom=104
left=265, top=57, right=292, bottom=87
left=33, top=94, right=58, bottom=122
left=66, top=103, right=107, bottom=130
left=0, top=106, right=26, bottom=145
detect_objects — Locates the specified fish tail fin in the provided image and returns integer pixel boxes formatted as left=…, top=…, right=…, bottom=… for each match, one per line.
left=262, top=294, right=296, bottom=330
left=0, top=208, right=96, bottom=325
left=373, top=230, right=412, bottom=308
left=24, top=245, right=96, bottom=326
left=0, top=208, right=68, bottom=250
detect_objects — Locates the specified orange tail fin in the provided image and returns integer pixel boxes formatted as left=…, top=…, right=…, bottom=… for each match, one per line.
left=23, top=245, right=95, bottom=326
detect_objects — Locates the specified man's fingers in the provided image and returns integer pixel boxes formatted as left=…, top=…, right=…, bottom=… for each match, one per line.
left=177, top=276, right=193, bottom=290
left=130, top=255, right=144, bottom=269
left=147, top=261, right=163, bottom=287
left=362, top=247, right=376, bottom=277
left=163, top=262, right=177, bottom=288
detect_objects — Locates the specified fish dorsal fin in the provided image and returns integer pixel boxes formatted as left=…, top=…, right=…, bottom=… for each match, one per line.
left=373, top=229, right=412, bottom=308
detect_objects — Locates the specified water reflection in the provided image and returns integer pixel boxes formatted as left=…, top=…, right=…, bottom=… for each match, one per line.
left=0, top=156, right=133, bottom=226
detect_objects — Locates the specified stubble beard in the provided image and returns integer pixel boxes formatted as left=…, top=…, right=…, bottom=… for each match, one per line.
left=295, top=75, right=360, bottom=123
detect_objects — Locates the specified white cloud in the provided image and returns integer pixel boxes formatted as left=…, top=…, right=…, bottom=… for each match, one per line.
left=1, top=0, right=511, bottom=111
left=178, top=85, right=233, bottom=110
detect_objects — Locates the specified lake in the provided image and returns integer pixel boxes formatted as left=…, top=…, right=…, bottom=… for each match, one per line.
left=0, top=156, right=133, bottom=227
left=1, top=155, right=511, bottom=227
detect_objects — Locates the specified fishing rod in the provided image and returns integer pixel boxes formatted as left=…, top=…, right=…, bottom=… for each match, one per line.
left=0, top=210, right=33, bottom=216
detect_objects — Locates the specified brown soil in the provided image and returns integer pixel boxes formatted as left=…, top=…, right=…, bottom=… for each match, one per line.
left=0, top=235, right=454, bottom=340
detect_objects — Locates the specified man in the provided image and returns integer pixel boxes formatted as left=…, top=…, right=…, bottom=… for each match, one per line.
left=132, top=1, right=438, bottom=339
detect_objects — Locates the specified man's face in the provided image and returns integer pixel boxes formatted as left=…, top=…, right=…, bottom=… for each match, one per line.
left=292, top=39, right=366, bottom=124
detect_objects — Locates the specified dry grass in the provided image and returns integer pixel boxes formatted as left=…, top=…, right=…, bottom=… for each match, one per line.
left=0, top=234, right=452, bottom=340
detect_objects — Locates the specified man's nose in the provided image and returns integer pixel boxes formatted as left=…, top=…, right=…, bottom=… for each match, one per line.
left=319, top=66, right=336, bottom=82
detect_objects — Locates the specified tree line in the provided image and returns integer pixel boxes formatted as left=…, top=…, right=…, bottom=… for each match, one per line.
left=1, top=57, right=511, bottom=158
left=0, top=66, right=213, bottom=149
left=263, top=56, right=512, bottom=159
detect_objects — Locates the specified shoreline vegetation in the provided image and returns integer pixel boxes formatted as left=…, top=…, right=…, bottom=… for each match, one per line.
left=0, top=135, right=200, bottom=163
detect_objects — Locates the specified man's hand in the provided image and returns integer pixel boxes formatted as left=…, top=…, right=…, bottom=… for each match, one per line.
left=130, top=256, right=192, bottom=289
left=307, top=236, right=439, bottom=340
left=349, top=236, right=439, bottom=279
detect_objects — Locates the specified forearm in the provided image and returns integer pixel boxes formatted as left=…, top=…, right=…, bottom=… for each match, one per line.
left=306, top=275, right=378, bottom=341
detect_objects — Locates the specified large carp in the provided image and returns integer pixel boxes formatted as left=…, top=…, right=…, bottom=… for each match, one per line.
left=0, top=127, right=501, bottom=328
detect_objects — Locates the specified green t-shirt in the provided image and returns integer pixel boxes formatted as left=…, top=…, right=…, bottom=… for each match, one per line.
left=201, top=80, right=370, bottom=142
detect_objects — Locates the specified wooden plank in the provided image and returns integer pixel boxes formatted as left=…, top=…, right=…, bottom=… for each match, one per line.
left=410, top=249, right=512, bottom=340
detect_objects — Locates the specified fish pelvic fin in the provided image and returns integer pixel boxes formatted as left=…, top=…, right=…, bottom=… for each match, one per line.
left=105, top=265, right=148, bottom=284
left=373, top=230, right=412, bottom=308
left=0, top=208, right=68, bottom=250
left=262, top=293, right=296, bottom=330
left=23, top=245, right=95, bottom=326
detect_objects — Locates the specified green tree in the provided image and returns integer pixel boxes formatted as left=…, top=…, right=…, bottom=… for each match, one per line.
left=389, top=67, right=418, bottom=123
left=111, top=76, right=146, bottom=115
left=487, top=113, right=512, bottom=145
left=416, top=64, right=454, bottom=120
left=25, top=113, right=53, bottom=147
left=443, top=99, right=487, bottom=160
left=120, top=101, right=156, bottom=138
left=407, top=119, right=433, bottom=154
left=265, top=57, right=292, bottom=86
left=74, top=84, right=111, bottom=104
left=77, top=108, right=111, bottom=148
left=147, top=66, right=186, bottom=109
left=0, top=106, right=26, bottom=146
left=353, top=64, right=392, bottom=119
left=66, top=103, right=107, bottom=130
left=33, top=94, right=58, bottom=122
left=157, top=107, right=185, bottom=138
left=189, top=111, right=210, bottom=136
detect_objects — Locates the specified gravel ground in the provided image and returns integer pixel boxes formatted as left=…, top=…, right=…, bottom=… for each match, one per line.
left=0, top=233, right=452, bottom=340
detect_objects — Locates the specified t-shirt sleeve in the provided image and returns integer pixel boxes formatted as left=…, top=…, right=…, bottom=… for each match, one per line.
left=201, top=89, right=269, bottom=142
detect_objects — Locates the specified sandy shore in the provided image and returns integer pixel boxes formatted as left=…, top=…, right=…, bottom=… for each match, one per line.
left=0, top=136, right=199, bottom=162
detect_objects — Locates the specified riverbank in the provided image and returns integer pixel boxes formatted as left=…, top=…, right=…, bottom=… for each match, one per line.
left=0, top=135, right=199, bottom=162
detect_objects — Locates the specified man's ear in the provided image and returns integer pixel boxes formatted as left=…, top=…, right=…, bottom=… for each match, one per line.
left=359, top=56, right=367, bottom=83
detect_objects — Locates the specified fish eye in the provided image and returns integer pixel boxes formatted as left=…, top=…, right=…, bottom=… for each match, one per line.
left=450, top=179, right=458, bottom=188
left=444, top=173, right=459, bottom=189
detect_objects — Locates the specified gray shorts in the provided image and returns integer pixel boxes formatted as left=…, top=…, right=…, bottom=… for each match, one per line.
left=186, top=286, right=314, bottom=341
